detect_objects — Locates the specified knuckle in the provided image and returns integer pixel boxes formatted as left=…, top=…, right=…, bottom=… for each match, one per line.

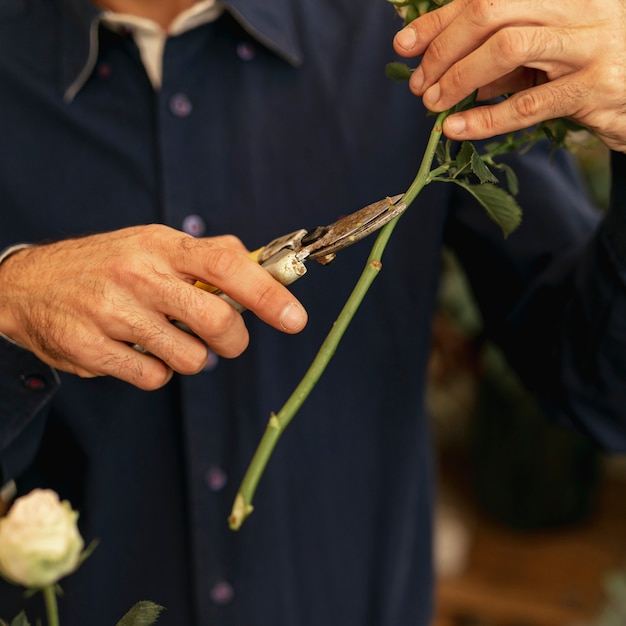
left=427, top=8, right=447, bottom=32
left=171, top=345, right=207, bottom=375
left=106, top=348, right=172, bottom=391
left=197, top=303, right=249, bottom=358
left=511, top=90, right=543, bottom=119
left=107, top=251, right=149, bottom=287
left=491, top=29, right=528, bottom=65
left=213, top=234, right=246, bottom=252
left=511, top=83, right=572, bottom=123
left=203, top=302, right=240, bottom=339
left=204, top=245, right=245, bottom=282
left=446, top=62, right=466, bottom=91
left=135, top=366, right=172, bottom=391
left=132, top=223, right=174, bottom=253
left=467, top=0, right=502, bottom=26
left=249, top=281, right=279, bottom=313
left=426, top=34, right=449, bottom=65
left=143, top=222, right=175, bottom=241
left=221, top=337, right=248, bottom=359
left=473, top=106, right=500, bottom=133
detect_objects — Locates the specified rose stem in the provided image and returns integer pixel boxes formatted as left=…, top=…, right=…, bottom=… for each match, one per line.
left=42, top=585, right=60, bottom=626
left=228, top=110, right=449, bottom=530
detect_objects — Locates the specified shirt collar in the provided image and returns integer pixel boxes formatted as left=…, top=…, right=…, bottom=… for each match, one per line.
left=61, top=0, right=101, bottom=101
left=60, top=0, right=303, bottom=101
left=222, top=0, right=302, bottom=66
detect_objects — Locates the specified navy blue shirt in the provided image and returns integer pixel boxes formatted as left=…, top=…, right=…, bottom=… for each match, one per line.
left=0, top=0, right=625, bottom=624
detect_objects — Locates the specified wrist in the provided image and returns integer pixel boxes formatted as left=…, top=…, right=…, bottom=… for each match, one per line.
left=0, top=244, right=33, bottom=347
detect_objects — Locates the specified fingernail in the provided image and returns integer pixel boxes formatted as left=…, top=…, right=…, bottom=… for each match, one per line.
left=411, top=66, right=425, bottom=93
left=395, top=26, right=417, bottom=50
left=445, top=114, right=466, bottom=136
left=423, top=82, right=441, bottom=107
left=279, top=303, right=307, bottom=333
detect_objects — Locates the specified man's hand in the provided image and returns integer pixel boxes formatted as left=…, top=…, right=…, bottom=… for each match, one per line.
left=0, top=225, right=308, bottom=390
left=393, top=0, right=626, bottom=152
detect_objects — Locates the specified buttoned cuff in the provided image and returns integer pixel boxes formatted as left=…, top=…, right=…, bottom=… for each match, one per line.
left=0, top=244, right=59, bottom=465
left=0, top=334, right=59, bottom=427
left=0, top=333, right=59, bottom=482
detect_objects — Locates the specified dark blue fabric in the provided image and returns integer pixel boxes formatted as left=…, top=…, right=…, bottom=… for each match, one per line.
left=0, top=0, right=625, bottom=624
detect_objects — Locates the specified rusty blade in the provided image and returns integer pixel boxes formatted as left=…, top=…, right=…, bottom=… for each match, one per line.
left=299, top=194, right=406, bottom=263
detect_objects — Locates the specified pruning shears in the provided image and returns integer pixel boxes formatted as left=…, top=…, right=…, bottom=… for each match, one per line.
left=133, top=194, right=406, bottom=353
left=195, top=193, right=407, bottom=312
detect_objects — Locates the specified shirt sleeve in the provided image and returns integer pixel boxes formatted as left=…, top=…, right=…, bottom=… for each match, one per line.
left=445, top=145, right=626, bottom=452
left=0, top=244, right=32, bottom=264
left=603, top=151, right=626, bottom=264
left=0, top=306, right=59, bottom=483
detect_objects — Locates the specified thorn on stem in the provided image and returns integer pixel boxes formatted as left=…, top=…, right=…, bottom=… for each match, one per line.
left=269, top=413, right=280, bottom=430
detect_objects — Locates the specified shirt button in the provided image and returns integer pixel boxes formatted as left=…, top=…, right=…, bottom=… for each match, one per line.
left=21, top=374, right=47, bottom=391
left=97, top=63, right=112, bottom=79
left=210, top=580, right=234, bottom=606
left=203, top=349, right=219, bottom=372
left=205, top=466, right=228, bottom=492
left=236, top=41, right=256, bottom=61
left=169, top=93, right=193, bottom=117
left=182, top=214, right=206, bottom=237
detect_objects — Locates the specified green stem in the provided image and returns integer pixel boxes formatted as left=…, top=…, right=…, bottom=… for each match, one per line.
left=228, top=110, right=450, bottom=530
left=403, top=110, right=449, bottom=206
left=42, top=585, right=59, bottom=626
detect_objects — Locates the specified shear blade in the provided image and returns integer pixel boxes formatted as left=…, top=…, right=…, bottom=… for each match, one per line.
left=304, top=194, right=406, bottom=261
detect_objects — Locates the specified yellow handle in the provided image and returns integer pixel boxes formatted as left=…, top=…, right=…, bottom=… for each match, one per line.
left=193, top=247, right=265, bottom=292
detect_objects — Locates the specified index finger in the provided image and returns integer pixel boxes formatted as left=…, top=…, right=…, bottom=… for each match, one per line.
left=393, top=0, right=470, bottom=58
left=183, top=240, right=308, bottom=334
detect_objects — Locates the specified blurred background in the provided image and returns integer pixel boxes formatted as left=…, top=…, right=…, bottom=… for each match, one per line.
left=427, top=137, right=626, bottom=626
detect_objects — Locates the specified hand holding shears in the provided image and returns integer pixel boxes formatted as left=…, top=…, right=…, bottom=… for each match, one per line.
left=193, top=194, right=406, bottom=312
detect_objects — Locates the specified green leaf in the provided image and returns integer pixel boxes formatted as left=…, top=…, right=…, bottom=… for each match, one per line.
left=387, top=0, right=450, bottom=22
left=454, top=142, right=499, bottom=184
left=385, top=62, right=413, bottom=82
left=450, top=180, right=523, bottom=237
left=116, top=601, right=165, bottom=626
left=78, top=538, right=100, bottom=567
left=494, top=162, right=519, bottom=195
left=484, top=140, right=502, bottom=154
left=469, top=149, right=499, bottom=184
left=404, top=4, right=419, bottom=22
left=10, top=613, right=30, bottom=626
left=455, top=141, right=473, bottom=173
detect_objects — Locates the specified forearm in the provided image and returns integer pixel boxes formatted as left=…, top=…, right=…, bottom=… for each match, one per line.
left=514, top=152, right=626, bottom=449
left=447, top=146, right=626, bottom=450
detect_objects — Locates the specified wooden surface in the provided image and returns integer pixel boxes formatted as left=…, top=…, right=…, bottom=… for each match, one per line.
left=432, top=473, right=626, bottom=626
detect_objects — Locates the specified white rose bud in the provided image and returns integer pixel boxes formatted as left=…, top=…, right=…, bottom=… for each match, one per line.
left=0, top=489, right=84, bottom=588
